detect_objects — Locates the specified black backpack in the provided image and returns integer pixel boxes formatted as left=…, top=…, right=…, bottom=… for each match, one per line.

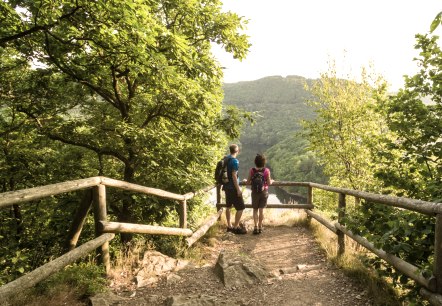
left=215, top=156, right=232, bottom=185
left=251, top=168, right=265, bottom=193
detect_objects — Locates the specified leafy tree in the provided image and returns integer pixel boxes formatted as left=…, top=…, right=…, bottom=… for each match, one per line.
left=347, top=201, right=434, bottom=301
left=0, top=48, right=105, bottom=283
left=0, top=0, right=250, bottom=231
left=303, top=62, right=388, bottom=191
left=371, top=32, right=442, bottom=291
left=378, top=33, right=442, bottom=202
left=0, top=0, right=251, bottom=282
left=430, top=11, right=442, bottom=33
left=363, top=32, right=442, bottom=301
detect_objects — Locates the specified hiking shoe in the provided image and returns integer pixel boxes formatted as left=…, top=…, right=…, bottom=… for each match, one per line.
left=258, top=228, right=263, bottom=234
left=226, top=226, right=234, bottom=233
left=253, top=227, right=259, bottom=235
left=234, top=227, right=247, bottom=235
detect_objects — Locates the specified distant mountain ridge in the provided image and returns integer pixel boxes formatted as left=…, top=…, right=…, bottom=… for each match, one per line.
left=224, top=75, right=312, bottom=105
left=222, top=75, right=318, bottom=179
left=223, top=75, right=316, bottom=145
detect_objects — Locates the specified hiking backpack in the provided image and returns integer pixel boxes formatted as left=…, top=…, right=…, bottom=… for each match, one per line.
left=215, top=156, right=231, bottom=185
left=251, top=168, right=266, bottom=193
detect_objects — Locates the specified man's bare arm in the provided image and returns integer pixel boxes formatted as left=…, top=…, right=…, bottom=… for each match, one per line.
left=232, top=171, right=242, bottom=196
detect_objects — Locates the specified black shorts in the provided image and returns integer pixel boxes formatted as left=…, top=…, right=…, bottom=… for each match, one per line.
left=224, top=188, right=245, bottom=211
left=251, top=190, right=269, bottom=209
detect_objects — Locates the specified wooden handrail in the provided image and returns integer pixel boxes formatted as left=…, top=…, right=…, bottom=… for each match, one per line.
left=99, top=177, right=186, bottom=201
left=334, top=223, right=433, bottom=290
left=0, top=177, right=101, bottom=208
left=420, top=288, right=442, bottom=305
left=1, top=176, right=441, bottom=304
left=0, top=177, right=212, bottom=209
left=217, top=203, right=314, bottom=209
left=241, top=181, right=442, bottom=215
left=0, top=233, right=114, bottom=302
left=240, top=180, right=442, bottom=301
left=3, top=177, right=437, bottom=215
left=305, top=210, right=337, bottom=234
left=0, top=179, right=215, bottom=300
left=307, top=182, right=442, bottom=215
left=99, top=221, right=193, bottom=236
left=186, top=208, right=224, bottom=247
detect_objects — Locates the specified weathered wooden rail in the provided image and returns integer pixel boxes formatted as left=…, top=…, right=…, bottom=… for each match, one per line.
left=233, top=181, right=441, bottom=305
left=0, top=233, right=115, bottom=301
left=0, top=176, right=217, bottom=302
left=1, top=177, right=441, bottom=305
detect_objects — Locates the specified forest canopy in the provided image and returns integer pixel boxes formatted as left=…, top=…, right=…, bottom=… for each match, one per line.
left=0, top=0, right=250, bottom=283
left=0, top=0, right=251, bottom=216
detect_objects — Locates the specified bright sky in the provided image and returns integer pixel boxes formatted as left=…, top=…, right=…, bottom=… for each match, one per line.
left=212, top=0, right=442, bottom=91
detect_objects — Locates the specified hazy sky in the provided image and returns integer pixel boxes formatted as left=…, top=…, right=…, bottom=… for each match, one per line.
left=212, top=0, right=442, bottom=91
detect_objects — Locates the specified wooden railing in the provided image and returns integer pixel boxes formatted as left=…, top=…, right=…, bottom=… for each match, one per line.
left=1, top=178, right=441, bottom=305
left=228, top=181, right=441, bottom=306
left=0, top=176, right=218, bottom=301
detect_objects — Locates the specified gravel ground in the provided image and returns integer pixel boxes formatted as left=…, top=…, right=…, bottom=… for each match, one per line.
left=111, top=224, right=374, bottom=306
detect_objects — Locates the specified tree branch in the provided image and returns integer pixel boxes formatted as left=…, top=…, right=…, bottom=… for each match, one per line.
left=110, top=67, right=129, bottom=119
left=0, top=120, right=26, bottom=138
left=45, top=132, right=129, bottom=164
left=16, top=104, right=129, bottom=164
left=43, top=32, right=119, bottom=109
left=0, top=4, right=83, bottom=46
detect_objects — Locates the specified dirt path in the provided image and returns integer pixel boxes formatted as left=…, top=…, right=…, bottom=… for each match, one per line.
left=113, top=224, right=373, bottom=306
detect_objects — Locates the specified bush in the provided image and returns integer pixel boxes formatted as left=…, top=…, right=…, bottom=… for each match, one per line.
left=34, top=263, right=107, bottom=297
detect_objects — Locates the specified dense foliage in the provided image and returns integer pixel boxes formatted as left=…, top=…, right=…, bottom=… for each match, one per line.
left=0, top=0, right=250, bottom=284
left=223, top=75, right=316, bottom=146
left=376, top=34, right=442, bottom=202
left=265, top=134, right=328, bottom=194
left=303, top=33, right=442, bottom=301
left=303, top=64, right=388, bottom=191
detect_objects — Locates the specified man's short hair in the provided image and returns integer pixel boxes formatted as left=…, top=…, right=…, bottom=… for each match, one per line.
left=229, top=144, right=239, bottom=154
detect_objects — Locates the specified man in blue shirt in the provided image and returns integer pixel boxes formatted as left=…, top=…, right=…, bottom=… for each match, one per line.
left=223, top=144, right=246, bottom=234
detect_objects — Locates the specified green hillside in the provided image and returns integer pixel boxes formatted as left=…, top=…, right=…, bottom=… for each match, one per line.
left=223, top=75, right=315, bottom=146
left=222, top=75, right=326, bottom=185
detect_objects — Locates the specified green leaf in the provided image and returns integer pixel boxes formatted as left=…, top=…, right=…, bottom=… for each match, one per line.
left=430, top=12, right=442, bottom=33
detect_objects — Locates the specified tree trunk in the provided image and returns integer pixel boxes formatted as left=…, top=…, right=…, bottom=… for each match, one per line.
left=10, top=179, right=23, bottom=239
left=13, top=204, right=23, bottom=238
left=119, top=164, right=136, bottom=244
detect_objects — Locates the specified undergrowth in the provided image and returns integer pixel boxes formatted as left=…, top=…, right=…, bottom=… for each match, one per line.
left=308, top=216, right=405, bottom=306
left=3, top=207, right=412, bottom=306
left=6, top=262, right=107, bottom=306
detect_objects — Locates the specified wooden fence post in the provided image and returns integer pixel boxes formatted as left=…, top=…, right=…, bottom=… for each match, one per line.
left=306, top=185, right=313, bottom=223
left=337, top=192, right=346, bottom=256
left=65, top=189, right=93, bottom=252
left=93, top=184, right=110, bottom=273
left=434, top=213, right=442, bottom=294
left=216, top=185, right=221, bottom=219
left=179, top=200, right=187, bottom=229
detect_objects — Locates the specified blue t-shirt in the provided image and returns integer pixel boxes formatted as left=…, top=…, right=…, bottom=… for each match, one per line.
left=224, top=155, right=239, bottom=190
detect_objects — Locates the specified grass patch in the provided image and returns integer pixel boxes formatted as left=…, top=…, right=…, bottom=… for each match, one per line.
left=266, top=209, right=310, bottom=227
left=8, top=262, right=107, bottom=306
left=182, top=222, right=222, bottom=265
left=308, top=218, right=402, bottom=306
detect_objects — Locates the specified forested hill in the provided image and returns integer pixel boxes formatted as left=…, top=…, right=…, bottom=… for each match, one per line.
left=222, top=75, right=318, bottom=180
